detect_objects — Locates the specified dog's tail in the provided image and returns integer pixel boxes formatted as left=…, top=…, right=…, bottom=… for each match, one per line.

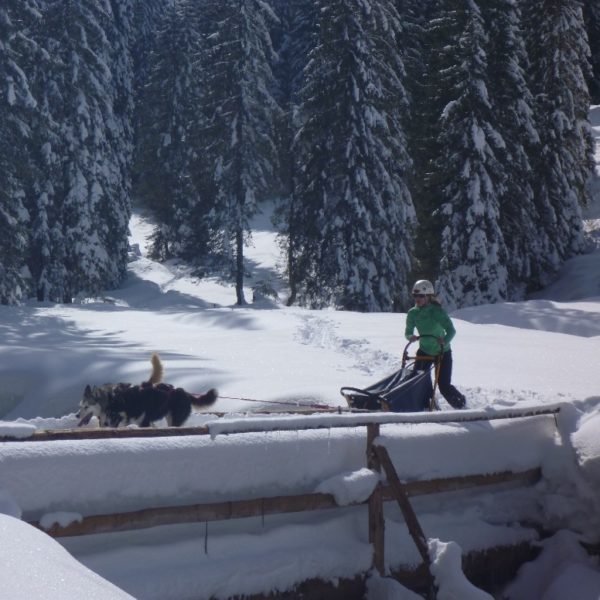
left=191, top=388, right=218, bottom=407
left=149, top=353, right=164, bottom=385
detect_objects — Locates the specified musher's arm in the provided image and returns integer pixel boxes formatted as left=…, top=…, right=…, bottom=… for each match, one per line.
left=438, top=309, right=456, bottom=345
left=405, top=309, right=416, bottom=341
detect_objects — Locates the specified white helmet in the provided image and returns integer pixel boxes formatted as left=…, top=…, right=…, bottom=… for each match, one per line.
left=412, top=279, right=435, bottom=295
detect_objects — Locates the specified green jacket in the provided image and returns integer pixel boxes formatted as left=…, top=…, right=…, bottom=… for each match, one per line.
left=404, top=303, right=456, bottom=356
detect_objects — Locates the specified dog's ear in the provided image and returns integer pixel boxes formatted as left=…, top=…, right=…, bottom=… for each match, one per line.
left=84, top=385, right=93, bottom=399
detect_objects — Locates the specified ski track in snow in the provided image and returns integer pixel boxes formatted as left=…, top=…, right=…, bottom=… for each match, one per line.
left=294, top=314, right=397, bottom=376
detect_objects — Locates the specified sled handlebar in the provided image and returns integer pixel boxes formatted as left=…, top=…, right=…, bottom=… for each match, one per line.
left=403, top=334, right=444, bottom=353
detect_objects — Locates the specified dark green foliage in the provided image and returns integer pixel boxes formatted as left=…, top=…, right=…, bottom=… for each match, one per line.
left=584, top=0, right=600, bottom=103
left=0, top=2, right=39, bottom=303
left=0, top=0, right=595, bottom=310
left=433, top=0, right=509, bottom=308
left=270, top=0, right=317, bottom=304
left=521, top=0, right=592, bottom=282
left=197, top=0, right=282, bottom=305
left=291, top=0, right=415, bottom=311
left=483, top=0, right=544, bottom=296
left=132, top=1, right=209, bottom=262
left=409, top=0, right=467, bottom=284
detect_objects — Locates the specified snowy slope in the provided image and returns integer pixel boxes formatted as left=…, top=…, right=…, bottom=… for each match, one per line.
left=0, top=108, right=599, bottom=599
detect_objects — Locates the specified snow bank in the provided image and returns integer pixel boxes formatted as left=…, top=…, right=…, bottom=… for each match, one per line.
left=429, top=539, right=493, bottom=599
left=0, top=514, right=132, bottom=600
left=504, top=530, right=600, bottom=600
left=0, top=420, right=36, bottom=439
left=571, top=398, right=600, bottom=486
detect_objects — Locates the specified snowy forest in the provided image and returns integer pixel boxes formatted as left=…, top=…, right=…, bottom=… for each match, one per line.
left=1, top=0, right=599, bottom=311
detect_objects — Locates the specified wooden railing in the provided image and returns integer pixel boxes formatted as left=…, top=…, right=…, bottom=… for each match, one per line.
left=1, top=405, right=560, bottom=590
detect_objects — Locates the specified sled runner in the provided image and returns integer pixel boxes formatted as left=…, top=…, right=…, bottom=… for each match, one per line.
left=340, top=337, right=442, bottom=412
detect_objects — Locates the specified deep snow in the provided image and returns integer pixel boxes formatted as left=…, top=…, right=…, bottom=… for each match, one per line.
left=0, top=108, right=600, bottom=600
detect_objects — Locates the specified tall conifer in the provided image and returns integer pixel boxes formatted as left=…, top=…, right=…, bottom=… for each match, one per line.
left=0, top=2, right=42, bottom=303
left=133, top=1, right=206, bottom=261
left=522, top=0, right=592, bottom=280
left=200, top=0, right=281, bottom=305
left=484, top=0, right=544, bottom=297
left=292, top=0, right=414, bottom=311
left=434, top=0, right=509, bottom=309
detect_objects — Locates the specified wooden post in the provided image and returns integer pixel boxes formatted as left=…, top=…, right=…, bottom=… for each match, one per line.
left=374, top=444, right=436, bottom=594
left=367, top=423, right=385, bottom=575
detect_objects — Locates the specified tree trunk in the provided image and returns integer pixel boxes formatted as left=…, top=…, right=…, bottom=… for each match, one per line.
left=235, top=225, right=245, bottom=305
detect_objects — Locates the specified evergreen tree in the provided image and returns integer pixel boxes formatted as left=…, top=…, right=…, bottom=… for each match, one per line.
left=522, top=0, right=593, bottom=280
left=131, top=0, right=174, bottom=90
left=484, top=0, right=545, bottom=297
left=410, top=0, right=466, bottom=282
left=271, top=0, right=316, bottom=304
left=28, top=83, right=68, bottom=302
left=133, top=1, right=207, bottom=262
left=434, top=0, right=509, bottom=309
left=200, top=0, right=282, bottom=305
left=0, top=2, right=41, bottom=303
left=292, top=0, right=415, bottom=311
left=583, top=0, right=600, bottom=103
left=37, top=0, right=133, bottom=301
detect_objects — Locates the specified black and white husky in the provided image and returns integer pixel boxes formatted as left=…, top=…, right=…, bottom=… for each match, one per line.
left=77, top=354, right=217, bottom=428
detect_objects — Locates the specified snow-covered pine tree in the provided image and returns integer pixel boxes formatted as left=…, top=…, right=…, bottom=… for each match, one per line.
left=96, top=0, right=134, bottom=290
left=292, top=0, right=415, bottom=311
left=133, top=0, right=208, bottom=262
left=27, top=67, right=68, bottom=302
left=483, top=0, right=546, bottom=298
left=35, top=0, right=133, bottom=301
left=199, top=0, right=282, bottom=305
left=522, top=0, right=593, bottom=279
left=130, top=0, right=174, bottom=92
left=0, top=1, right=41, bottom=303
left=270, top=0, right=316, bottom=304
left=434, top=0, right=510, bottom=309
left=410, top=0, right=466, bottom=283
left=397, top=0, right=431, bottom=186
left=271, top=0, right=314, bottom=104
left=583, top=0, right=600, bottom=103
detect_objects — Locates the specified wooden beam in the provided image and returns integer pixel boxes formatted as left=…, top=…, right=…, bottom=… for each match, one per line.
left=0, top=405, right=561, bottom=442
left=0, top=425, right=210, bottom=442
left=204, top=405, right=562, bottom=436
left=374, top=445, right=430, bottom=566
left=396, top=467, right=541, bottom=498
left=29, top=467, right=541, bottom=538
left=367, top=423, right=385, bottom=575
left=0, top=405, right=560, bottom=442
left=374, top=445, right=437, bottom=597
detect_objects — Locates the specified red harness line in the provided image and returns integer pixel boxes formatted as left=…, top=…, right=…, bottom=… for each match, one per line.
left=210, top=394, right=333, bottom=411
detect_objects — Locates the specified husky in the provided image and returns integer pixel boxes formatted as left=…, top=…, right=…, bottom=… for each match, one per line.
left=77, top=353, right=218, bottom=428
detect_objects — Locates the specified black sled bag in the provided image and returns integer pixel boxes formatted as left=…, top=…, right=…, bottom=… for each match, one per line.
left=341, top=365, right=432, bottom=412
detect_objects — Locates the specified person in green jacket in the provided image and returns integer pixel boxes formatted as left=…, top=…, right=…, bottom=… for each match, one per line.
left=405, top=279, right=466, bottom=409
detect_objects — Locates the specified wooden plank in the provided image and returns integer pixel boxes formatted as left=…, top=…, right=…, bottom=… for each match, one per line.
left=374, top=445, right=437, bottom=597
left=0, top=405, right=561, bottom=442
left=374, top=445, right=430, bottom=567
left=30, top=493, right=339, bottom=537
left=28, top=467, right=541, bottom=538
left=390, top=467, right=542, bottom=498
left=204, top=406, right=562, bottom=436
left=0, top=425, right=210, bottom=442
left=367, top=423, right=385, bottom=575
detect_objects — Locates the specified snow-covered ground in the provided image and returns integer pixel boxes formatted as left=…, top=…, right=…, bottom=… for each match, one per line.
left=1, top=109, right=600, bottom=600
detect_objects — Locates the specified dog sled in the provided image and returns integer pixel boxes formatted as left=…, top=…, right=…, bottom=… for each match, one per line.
left=340, top=337, right=442, bottom=412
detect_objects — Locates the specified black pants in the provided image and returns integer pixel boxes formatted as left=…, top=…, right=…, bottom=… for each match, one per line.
left=416, top=349, right=465, bottom=409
